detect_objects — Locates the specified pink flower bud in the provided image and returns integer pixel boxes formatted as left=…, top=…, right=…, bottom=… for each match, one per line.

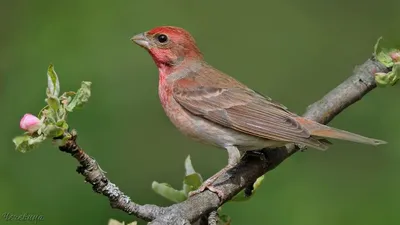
left=20, top=113, right=42, bottom=133
left=390, top=51, right=400, bottom=62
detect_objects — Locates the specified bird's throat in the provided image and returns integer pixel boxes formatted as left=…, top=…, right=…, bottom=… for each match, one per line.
left=158, top=67, right=173, bottom=109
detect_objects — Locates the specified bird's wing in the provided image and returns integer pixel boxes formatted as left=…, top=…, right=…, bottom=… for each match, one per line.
left=172, top=67, right=326, bottom=149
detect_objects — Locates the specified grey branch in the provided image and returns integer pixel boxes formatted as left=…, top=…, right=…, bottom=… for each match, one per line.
left=58, top=131, right=164, bottom=221
left=207, top=211, right=219, bottom=225
left=59, top=57, right=388, bottom=225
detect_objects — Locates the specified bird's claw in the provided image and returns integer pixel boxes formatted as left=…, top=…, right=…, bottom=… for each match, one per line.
left=189, top=184, right=225, bottom=199
left=188, top=187, right=205, bottom=197
left=206, top=185, right=225, bottom=199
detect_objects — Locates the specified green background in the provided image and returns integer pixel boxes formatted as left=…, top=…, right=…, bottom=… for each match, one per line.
left=1, top=1, right=400, bottom=224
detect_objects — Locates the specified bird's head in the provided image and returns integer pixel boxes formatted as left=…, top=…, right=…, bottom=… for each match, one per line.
left=131, top=26, right=203, bottom=68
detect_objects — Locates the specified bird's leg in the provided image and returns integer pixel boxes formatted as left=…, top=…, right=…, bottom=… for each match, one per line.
left=189, top=146, right=241, bottom=199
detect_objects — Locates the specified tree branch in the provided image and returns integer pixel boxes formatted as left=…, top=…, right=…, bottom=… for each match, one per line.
left=58, top=130, right=164, bottom=221
left=58, top=57, right=389, bottom=225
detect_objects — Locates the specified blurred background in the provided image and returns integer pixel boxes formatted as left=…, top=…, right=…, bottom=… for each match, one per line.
left=1, top=0, right=400, bottom=224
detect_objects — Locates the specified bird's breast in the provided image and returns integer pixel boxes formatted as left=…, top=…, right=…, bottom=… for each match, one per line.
left=158, top=82, right=199, bottom=139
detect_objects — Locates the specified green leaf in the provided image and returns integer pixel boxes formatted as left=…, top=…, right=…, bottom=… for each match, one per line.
left=108, top=219, right=124, bottom=225
left=230, top=175, right=265, bottom=202
left=60, top=91, right=76, bottom=107
left=60, top=91, right=75, bottom=102
left=376, top=50, right=395, bottom=67
left=43, top=125, right=64, bottom=138
left=375, top=64, right=400, bottom=87
left=47, top=64, right=60, bottom=97
left=182, top=155, right=203, bottom=195
left=151, top=181, right=187, bottom=203
left=28, top=135, right=46, bottom=145
left=253, top=175, right=265, bottom=190
left=60, top=91, right=76, bottom=98
left=373, top=37, right=400, bottom=68
left=46, top=96, right=60, bottom=111
left=45, top=110, right=57, bottom=124
left=184, top=155, right=196, bottom=175
left=12, top=135, right=44, bottom=153
left=107, top=219, right=137, bottom=225
left=66, top=81, right=91, bottom=112
left=13, top=135, right=30, bottom=152
left=56, top=120, right=68, bottom=130
left=38, top=105, right=49, bottom=120
left=58, top=106, right=66, bottom=121
left=373, top=36, right=383, bottom=55
left=183, top=173, right=203, bottom=195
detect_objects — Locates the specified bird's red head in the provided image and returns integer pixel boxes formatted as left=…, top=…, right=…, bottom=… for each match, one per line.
left=131, top=26, right=203, bottom=69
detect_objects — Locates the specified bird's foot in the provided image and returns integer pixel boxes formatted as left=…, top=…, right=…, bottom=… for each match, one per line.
left=189, top=182, right=225, bottom=199
left=189, top=147, right=240, bottom=200
left=206, top=185, right=225, bottom=199
left=189, top=168, right=230, bottom=199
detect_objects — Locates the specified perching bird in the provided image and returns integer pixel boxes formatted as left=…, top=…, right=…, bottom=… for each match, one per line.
left=131, top=26, right=386, bottom=198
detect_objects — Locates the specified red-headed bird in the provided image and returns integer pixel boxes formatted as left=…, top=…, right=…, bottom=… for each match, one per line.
left=131, top=26, right=386, bottom=198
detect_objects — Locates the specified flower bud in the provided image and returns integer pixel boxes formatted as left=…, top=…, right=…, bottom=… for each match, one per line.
left=20, top=114, right=42, bottom=133
left=390, top=51, right=400, bottom=62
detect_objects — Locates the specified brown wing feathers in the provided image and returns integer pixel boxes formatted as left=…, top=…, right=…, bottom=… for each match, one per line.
left=172, top=71, right=329, bottom=150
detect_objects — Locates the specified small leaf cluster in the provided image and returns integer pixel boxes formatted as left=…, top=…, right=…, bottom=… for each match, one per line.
left=373, top=37, right=400, bottom=87
left=12, top=64, right=92, bottom=153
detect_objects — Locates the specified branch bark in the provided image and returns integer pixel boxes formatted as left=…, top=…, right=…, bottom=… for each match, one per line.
left=58, top=131, right=164, bottom=221
left=59, top=57, right=389, bottom=225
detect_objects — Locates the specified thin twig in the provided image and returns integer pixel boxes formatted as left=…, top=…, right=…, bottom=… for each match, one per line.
left=208, top=211, right=218, bottom=225
left=58, top=130, right=164, bottom=221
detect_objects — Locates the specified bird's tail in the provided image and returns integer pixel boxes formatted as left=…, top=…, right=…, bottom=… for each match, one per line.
left=295, top=117, right=387, bottom=146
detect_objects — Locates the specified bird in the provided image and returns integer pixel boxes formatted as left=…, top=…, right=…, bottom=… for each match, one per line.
left=131, top=26, right=386, bottom=198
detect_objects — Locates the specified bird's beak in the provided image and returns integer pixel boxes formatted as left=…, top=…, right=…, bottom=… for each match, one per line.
left=131, top=32, right=150, bottom=49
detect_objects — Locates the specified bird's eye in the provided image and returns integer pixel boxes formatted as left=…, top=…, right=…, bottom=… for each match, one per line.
left=156, top=34, right=168, bottom=43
